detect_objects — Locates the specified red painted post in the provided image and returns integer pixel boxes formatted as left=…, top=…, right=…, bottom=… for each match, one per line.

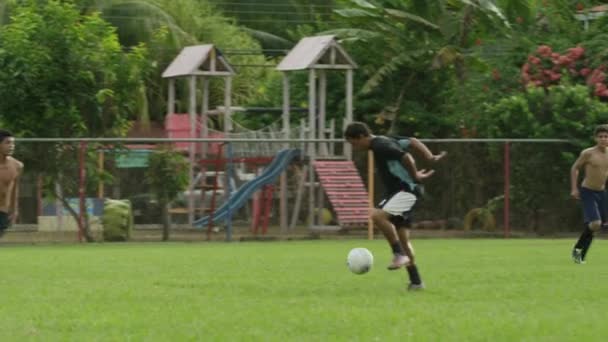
left=504, top=141, right=510, bottom=238
left=78, top=141, right=87, bottom=242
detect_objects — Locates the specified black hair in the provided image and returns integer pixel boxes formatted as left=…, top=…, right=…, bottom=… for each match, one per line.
left=0, top=130, right=13, bottom=143
left=594, top=124, right=608, bottom=136
left=344, top=122, right=371, bottom=139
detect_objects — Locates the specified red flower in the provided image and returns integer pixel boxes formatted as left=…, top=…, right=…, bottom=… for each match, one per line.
left=594, top=83, right=608, bottom=97
left=567, top=46, right=585, bottom=60
left=536, top=45, right=553, bottom=58
left=475, top=38, right=482, bottom=46
left=589, top=70, right=606, bottom=84
left=557, top=55, right=572, bottom=66
left=528, top=55, right=541, bottom=65
left=580, top=68, right=591, bottom=77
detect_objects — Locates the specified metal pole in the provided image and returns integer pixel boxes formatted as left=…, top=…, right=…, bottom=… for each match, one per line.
left=368, top=150, right=374, bottom=240
left=504, top=141, right=510, bottom=238
left=225, top=142, right=233, bottom=242
left=78, top=141, right=87, bottom=242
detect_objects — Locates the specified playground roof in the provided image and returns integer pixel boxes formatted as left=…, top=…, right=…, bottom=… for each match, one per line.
left=162, top=45, right=235, bottom=78
left=276, top=35, right=357, bottom=71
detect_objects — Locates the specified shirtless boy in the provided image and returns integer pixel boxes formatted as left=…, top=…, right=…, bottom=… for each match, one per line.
left=570, top=124, right=608, bottom=264
left=0, top=130, right=23, bottom=237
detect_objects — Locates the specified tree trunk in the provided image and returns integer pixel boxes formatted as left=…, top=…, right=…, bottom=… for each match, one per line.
left=455, top=4, right=475, bottom=81
left=161, top=200, right=170, bottom=241
left=387, top=81, right=411, bottom=135
left=55, top=193, right=94, bottom=242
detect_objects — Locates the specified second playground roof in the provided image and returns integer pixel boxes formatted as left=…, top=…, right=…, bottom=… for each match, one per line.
left=277, top=35, right=357, bottom=71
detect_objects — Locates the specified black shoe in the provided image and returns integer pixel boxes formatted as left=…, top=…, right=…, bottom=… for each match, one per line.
left=572, top=248, right=585, bottom=264
left=407, top=282, right=425, bottom=291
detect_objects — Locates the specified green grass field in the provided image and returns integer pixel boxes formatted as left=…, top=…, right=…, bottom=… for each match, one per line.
left=1, top=239, right=608, bottom=341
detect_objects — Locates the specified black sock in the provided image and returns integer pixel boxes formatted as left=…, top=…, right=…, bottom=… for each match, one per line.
left=406, top=265, right=422, bottom=285
left=575, top=226, right=593, bottom=250
left=391, top=242, right=403, bottom=255
left=582, top=230, right=595, bottom=260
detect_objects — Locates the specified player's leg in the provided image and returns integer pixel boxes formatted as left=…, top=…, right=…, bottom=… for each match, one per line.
left=370, top=208, right=408, bottom=269
left=573, top=188, right=601, bottom=263
left=375, top=191, right=417, bottom=270
left=0, top=211, right=8, bottom=239
left=394, top=219, right=424, bottom=290
left=409, top=137, right=447, bottom=162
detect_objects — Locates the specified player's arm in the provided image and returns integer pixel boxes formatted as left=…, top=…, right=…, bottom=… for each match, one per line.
left=402, top=153, right=434, bottom=181
left=9, top=161, right=23, bottom=223
left=570, top=150, right=589, bottom=199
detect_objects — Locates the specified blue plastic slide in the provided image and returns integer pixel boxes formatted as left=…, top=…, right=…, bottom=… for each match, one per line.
left=193, top=148, right=302, bottom=228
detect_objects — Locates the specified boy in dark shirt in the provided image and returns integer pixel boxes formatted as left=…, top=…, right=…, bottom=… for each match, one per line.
left=345, top=122, right=440, bottom=290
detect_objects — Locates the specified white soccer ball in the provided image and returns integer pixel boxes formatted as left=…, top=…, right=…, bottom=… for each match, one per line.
left=347, top=247, right=374, bottom=274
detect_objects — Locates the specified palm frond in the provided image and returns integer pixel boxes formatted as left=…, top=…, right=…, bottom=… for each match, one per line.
left=362, top=50, right=427, bottom=94
left=384, top=8, right=440, bottom=30
left=240, top=27, right=293, bottom=50
left=335, top=8, right=380, bottom=18
left=351, top=0, right=377, bottom=9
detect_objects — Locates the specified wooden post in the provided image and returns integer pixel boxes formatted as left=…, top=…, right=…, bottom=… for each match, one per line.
left=318, top=70, right=327, bottom=157
left=200, top=77, right=209, bottom=159
left=97, top=150, right=104, bottom=198
left=167, top=79, right=175, bottom=117
left=224, top=77, right=233, bottom=132
left=282, top=73, right=291, bottom=142
left=200, top=77, right=210, bottom=217
left=188, top=76, right=197, bottom=225
left=308, top=69, right=317, bottom=228
left=345, top=69, right=354, bottom=160
left=280, top=73, right=290, bottom=233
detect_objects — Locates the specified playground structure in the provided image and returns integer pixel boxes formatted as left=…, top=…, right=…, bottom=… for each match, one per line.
left=160, top=35, right=370, bottom=239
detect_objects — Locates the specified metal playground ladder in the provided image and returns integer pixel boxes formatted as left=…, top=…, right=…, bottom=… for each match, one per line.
left=313, top=160, right=369, bottom=229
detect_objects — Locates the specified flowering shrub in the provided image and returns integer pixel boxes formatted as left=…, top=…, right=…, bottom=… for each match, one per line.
left=521, top=45, right=608, bottom=98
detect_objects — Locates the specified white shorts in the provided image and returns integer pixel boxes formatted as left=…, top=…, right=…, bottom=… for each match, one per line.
left=378, top=191, right=417, bottom=216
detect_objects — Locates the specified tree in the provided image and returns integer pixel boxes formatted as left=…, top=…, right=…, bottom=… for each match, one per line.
left=145, top=148, right=189, bottom=241
left=0, top=0, right=148, bottom=241
left=331, top=0, right=512, bottom=136
left=71, top=0, right=275, bottom=124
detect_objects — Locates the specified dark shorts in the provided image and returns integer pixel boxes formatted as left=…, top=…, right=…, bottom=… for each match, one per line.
left=580, top=187, right=607, bottom=224
left=0, top=211, right=9, bottom=231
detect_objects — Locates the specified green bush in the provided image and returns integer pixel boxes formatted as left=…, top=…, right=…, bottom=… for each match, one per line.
left=102, top=199, right=133, bottom=242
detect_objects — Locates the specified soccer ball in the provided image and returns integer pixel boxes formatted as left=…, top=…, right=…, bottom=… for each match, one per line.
left=347, top=247, right=374, bottom=274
